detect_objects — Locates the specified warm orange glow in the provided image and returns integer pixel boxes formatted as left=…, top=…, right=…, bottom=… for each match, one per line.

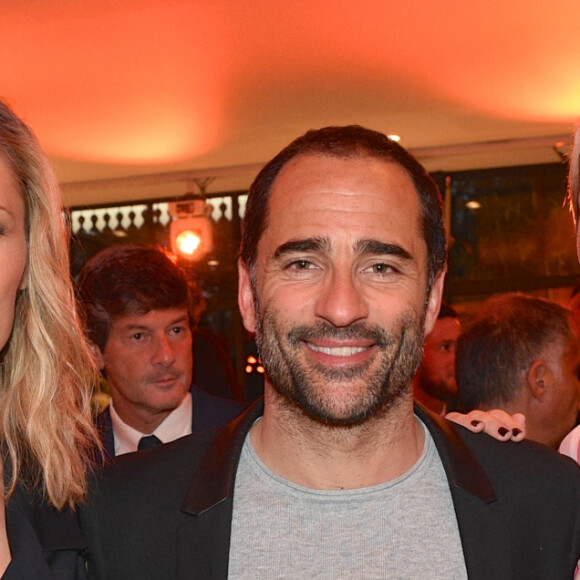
left=1, top=0, right=579, bottom=179
left=170, top=216, right=213, bottom=260
left=247, top=356, right=257, bottom=364
left=175, top=230, right=202, bottom=256
left=3, top=1, right=226, bottom=163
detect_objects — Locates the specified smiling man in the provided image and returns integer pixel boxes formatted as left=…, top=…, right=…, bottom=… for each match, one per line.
left=82, top=127, right=580, bottom=579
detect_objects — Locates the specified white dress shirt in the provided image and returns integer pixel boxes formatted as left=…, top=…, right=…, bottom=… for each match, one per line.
left=110, top=392, right=193, bottom=456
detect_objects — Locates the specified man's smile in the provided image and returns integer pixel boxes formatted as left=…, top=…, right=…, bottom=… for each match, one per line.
left=306, top=343, right=371, bottom=357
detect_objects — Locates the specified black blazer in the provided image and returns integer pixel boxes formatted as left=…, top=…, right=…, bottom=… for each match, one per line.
left=3, top=482, right=86, bottom=579
left=96, top=384, right=246, bottom=457
left=81, top=401, right=580, bottom=579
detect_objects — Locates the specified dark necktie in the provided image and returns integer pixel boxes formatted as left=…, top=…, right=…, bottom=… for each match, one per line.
left=137, top=434, right=162, bottom=451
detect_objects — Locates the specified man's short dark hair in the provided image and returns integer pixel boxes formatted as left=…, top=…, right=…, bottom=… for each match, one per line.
left=240, top=125, right=447, bottom=287
left=76, top=244, right=204, bottom=351
left=438, top=301, right=458, bottom=320
left=457, top=293, right=575, bottom=410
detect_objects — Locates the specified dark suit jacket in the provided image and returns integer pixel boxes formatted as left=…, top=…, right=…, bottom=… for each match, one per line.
left=3, top=482, right=87, bottom=579
left=81, top=401, right=580, bottom=579
left=95, top=384, right=246, bottom=457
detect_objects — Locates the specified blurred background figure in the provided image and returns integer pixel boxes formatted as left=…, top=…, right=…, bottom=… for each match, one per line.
left=457, top=293, right=580, bottom=449
left=76, top=244, right=245, bottom=457
left=413, top=302, right=462, bottom=415
left=569, top=281, right=580, bottom=326
left=192, top=325, right=245, bottom=402
left=0, top=100, right=99, bottom=576
left=559, top=126, right=580, bottom=462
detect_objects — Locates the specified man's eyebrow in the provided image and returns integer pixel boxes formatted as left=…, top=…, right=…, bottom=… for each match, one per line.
left=273, top=237, right=331, bottom=259
left=354, top=239, right=413, bottom=261
left=167, top=315, right=190, bottom=327
left=120, top=315, right=189, bottom=331
left=120, top=323, right=150, bottom=332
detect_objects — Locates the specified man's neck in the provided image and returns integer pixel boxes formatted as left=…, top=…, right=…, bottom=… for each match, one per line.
left=250, top=386, right=424, bottom=490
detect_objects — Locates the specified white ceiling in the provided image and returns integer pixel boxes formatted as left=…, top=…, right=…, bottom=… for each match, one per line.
left=2, top=0, right=579, bottom=206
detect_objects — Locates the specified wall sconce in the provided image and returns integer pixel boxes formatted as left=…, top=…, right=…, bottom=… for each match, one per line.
left=168, top=198, right=213, bottom=260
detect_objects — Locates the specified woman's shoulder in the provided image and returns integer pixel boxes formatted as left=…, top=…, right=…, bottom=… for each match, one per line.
left=4, top=484, right=86, bottom=579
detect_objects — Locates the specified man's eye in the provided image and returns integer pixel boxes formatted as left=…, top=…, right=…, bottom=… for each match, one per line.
left=171, top=326, right=185, bottom=334
left=131, top=333, right=143, bottom=341
left=289, top=260, right=314, bottom=270
left=367, top=263, right=394, bottom=274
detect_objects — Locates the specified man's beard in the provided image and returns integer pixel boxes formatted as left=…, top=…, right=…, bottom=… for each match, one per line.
left=254, top=304, right=426, bottom=427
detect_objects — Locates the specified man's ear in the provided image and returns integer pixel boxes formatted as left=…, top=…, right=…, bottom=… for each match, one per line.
left=89, top=342, right=106, bottom=371
left=424, top=270, right=445, bottom=336
left=527, top=359, right=552, bottom=402
left=238, top=259, right=257, bottom=333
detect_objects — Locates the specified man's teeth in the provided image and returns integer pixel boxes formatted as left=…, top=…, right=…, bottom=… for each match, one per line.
left=307, top=344, right=368, bottom=356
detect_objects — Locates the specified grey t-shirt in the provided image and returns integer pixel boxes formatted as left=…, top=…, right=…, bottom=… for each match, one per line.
left=228, top=419, right=467, bottom=579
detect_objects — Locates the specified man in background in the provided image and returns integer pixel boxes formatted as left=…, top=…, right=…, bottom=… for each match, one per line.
left=456, top=293, right=580, bottom=450
left=76, top=244, right=245, bottom=456
left=556, top=126, right=580, bottom=463
left=413, top=302, right=461, bottom=415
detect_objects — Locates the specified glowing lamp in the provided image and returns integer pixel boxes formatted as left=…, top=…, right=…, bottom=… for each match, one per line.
left=169, top=199, right=213, bottom=260
left=176, top=230, right=201, bottom=255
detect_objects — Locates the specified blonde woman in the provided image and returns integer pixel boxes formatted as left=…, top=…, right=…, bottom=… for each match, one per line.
left=0, top=100, right=99, bottom=578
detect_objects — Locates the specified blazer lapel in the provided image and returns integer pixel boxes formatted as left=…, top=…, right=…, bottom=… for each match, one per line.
left=95, top=407, right=115, bottom=459
left=414, top=404, right=514, bottom=578
left=177, top=400, right=264, bottom=579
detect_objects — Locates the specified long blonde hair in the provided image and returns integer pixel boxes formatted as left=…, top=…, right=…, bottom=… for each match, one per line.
left=0, top=101, right=99, bottom=509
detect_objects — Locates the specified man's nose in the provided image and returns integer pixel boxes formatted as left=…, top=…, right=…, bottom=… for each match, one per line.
left=151, top=334, right=176, bottom=367
left=314, top=270, right=369, bottom=327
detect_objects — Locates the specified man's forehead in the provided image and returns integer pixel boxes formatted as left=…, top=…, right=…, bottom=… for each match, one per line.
left=427, top=317, right=461, bottom=340
left=111, top=307, right=189, bottom=329
left=435, top=316, right=461, bottom=331
left=270, top=152, right=416, bottom=195
left=265, top=154, right=422, bottom=235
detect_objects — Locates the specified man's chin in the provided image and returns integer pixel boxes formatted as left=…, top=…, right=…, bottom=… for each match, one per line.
left=280, top=384, right=403, bottom=427
left=145, top=388, right=188, bottom=410
left=298, top=398, right=398, bottom=427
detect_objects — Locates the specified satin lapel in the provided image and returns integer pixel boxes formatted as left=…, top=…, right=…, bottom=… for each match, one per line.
left=176, top=498, right=233, bottom=579
left=181, top=399, right=264, bottom=516
left=176, top=400, right=264, bottom=578
left=414, top=404, right=513, bottom=578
